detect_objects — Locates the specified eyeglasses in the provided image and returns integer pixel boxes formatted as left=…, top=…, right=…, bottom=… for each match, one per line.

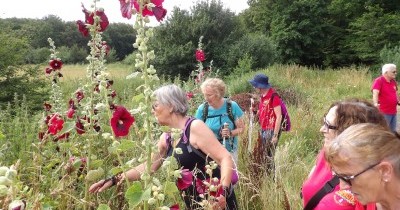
left=391, top=71, right=397, bottom=74
left=323, top=117, right=337, bottom=130
left=334, top=162, right=380, bottom=186
left=152, top=103, right=159, bottom=110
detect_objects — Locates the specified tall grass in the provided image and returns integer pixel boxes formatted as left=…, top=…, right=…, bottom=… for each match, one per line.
left=0, top=63, right=375, bottom=209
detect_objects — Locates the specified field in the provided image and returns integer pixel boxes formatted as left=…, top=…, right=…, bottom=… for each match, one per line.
left=0, top=63, right=375, bottom=209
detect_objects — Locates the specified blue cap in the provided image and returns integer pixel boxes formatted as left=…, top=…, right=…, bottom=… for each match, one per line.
left=249, top=73, right=271, bottom=89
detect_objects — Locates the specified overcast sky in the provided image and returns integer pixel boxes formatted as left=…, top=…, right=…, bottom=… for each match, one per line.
left=0, top=0, right=249, bottom=25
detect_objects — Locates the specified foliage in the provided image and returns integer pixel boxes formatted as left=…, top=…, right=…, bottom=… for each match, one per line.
left=150, top=0, right=244, bottom=79
left=226, top=32, right=276, bottom=70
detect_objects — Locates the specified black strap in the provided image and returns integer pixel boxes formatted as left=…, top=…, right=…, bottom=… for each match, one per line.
left=303, top=176, right=339, bottom=210
left=202, top=99, right=236, bottom=129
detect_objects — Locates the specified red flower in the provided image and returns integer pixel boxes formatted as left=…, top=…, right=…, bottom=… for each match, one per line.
left=76, top=119, right=85, bottom=135
left=186, top=92, right=194, bottom=100
left=195, top=49, right=205, bottom=62
left=48, top=114, right=64, bottom=135
left=110, top=106, right=135, bottom=137
left=76, top=20, right=89, bottom=37
left=49, top=59, right=63, bottom=70
left=76, top=90, right=84, bottom=102
left=119, top=0, right=133, bottom=19
left=152, top=5, right=167, bottom=22
left=77, top=4, right=109, bottom=36
left=54, top=132, right=70, bottom=141
left=67, top=108, right=75, bottom=119
left=109, top=90, right=117, bottom=98
left=176, top=169, right=193, bottom=190
left=120, top=0, right=167, bottom=22
left=169, top=204, right=180, bottom=210
left=45, top=67, right=53, bottom=74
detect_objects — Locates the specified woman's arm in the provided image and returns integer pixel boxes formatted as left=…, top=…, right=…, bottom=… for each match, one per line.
left=189, top=120, right=234, bottom=187
left=88, top=134, right=168, bottom=193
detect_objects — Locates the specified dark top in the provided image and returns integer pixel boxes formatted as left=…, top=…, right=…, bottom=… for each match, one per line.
left=165, top=117, right=238, bottom=210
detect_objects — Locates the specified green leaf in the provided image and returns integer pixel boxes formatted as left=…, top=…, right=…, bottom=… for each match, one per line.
left=125, top=181, right=144, bottom=207
left=96, top=204, right=111, bottom=210
left=163, top=181, right=179, bottom=197
left=60, top=121, right=76, bottom=134
left=118, top=139, right=135, bottom=151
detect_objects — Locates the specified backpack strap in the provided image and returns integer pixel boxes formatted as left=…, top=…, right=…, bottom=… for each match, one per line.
left=202, top=102, right=209, bottom=122
left=303, top=176, right=339, bottom=210
left=202, top=99, right=236, bottom=129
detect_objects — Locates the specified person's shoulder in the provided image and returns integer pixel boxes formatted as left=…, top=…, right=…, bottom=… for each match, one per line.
left=316, top=189, right=356, bottom=210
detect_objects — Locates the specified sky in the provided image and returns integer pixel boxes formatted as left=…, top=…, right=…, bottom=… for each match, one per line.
left=0, top=0, right=249, bottom=26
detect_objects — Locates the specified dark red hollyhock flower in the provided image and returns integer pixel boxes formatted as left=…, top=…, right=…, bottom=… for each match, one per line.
left=109, top=90, right=117, bottom=99
left=169, top=204, right=180, bottom=210
left=152, top=5, right=167, bottom=22
left=82, top=4, right=109, bottom=32
left=43, top=102, right=52, bottom=111
left=45, top=67, right=53, bottom=74
left=67, top=108, right=75, bottom=119
left=76, top=119, right=85, bottom=135
left=75, top=90, right=84, bottom=102
left=94, top=84, right=100, bottom=93
left=177, top=169, right=193, bottom=190
left=110, top=106, right=135, bottom=137
left=49, top=59, right=63, bottom=70
left=119, top=0, right=133, bottom=19
left=48, top=114, right=64, bottom=135
left=195, top=49, right=205, bottom=62
left=76, top=20, right=89, bottom=37
left=128, top=0, right=166, bottom=22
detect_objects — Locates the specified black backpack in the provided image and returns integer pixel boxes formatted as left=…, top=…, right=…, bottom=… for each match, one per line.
left=201, top=98, right=236, bottom=129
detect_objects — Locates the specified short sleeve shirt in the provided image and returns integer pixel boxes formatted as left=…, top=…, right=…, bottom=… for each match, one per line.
left=371, top=76, right=398, bottom=114
left=258, top=88, right=281, bottom=130
left=195, top=99, right=244, bottom=152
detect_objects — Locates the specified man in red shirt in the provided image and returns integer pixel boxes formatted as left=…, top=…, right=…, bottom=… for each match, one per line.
left=249, top=73, right=282, bottom=146
left=371, top=63, right=399, bottom=132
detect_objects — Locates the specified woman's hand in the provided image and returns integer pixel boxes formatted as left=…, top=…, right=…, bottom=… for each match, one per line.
left=88, top=179, right=113, bottom=193
left=211, top=195, right=227, bottom=210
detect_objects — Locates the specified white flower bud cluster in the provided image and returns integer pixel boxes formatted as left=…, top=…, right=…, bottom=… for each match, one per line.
left=0, top=164, right=26, bottom=210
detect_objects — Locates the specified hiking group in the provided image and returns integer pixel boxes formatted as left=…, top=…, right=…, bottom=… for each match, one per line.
left=89, top=63, right=400, bottom=210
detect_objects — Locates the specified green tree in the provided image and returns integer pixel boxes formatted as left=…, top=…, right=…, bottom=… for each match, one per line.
left=150, top=0, right=244, bottom=79
left=0, top=30, right=49, bottom=110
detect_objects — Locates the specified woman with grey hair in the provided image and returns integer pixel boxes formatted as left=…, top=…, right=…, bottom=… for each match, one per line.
left=325, top=123, right=400, bottom=210
left=89, top=84, right=238, bottom=209
left=195, top=78, right=245, bottom=164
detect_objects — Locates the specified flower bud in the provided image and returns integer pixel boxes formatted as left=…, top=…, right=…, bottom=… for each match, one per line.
left=5, top=169, right=17, bottom=180
left=147, top=198, right=156, bottom=205
left=8, top=199, right=25, bottom=210
left=0, top=185, right=8, bottom=197
left=0, top=176, right=12, bottom=186
left=0, top=167, right=9, bottom=176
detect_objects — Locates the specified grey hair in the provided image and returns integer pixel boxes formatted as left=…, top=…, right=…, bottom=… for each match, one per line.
left=153, top=84, right=189, bottom=116
left=382, top=63, right=397, bottom=74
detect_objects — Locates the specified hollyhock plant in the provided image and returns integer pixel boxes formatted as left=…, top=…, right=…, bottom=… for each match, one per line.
left=110, top=106, right=135, bottom=137
left=186, top=92, right=194, bottom=100
left=195, top=49, right=205, bottom=62
left=176, top=169, right=193, bottom=190
left=45, top=67, right=53, bottom=74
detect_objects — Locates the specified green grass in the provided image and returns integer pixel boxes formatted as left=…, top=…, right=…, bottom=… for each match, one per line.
left=0, top=63, right=376, bottom=209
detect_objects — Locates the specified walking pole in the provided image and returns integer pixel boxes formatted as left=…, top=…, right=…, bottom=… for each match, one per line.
left=223, top=122, right=229, bottom=147
left=248, top=98, right=254, bottom=152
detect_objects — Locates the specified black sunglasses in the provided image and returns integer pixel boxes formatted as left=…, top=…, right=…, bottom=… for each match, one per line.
left=323, top=117, right=337, bottom=130
left=334, top=162, right=380, bottom=186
